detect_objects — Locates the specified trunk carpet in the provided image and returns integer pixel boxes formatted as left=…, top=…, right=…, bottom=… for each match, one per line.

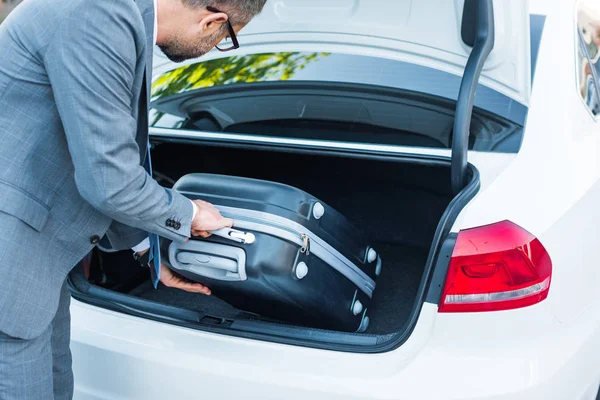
left=128, top=243, right=428, bottom=334
left=367, top=244, right=428, bottom=333
left=129, top=280, right=242, bottom=320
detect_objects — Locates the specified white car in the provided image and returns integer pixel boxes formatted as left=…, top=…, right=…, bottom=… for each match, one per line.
left=69, top=0, right=600, bottom=399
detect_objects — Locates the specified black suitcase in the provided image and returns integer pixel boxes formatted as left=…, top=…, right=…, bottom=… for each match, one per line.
left=163, top=173, right=382, bottom=332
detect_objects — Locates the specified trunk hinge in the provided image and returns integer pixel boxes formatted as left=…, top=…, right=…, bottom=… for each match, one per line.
left=451, top=0, right=495, bottom=194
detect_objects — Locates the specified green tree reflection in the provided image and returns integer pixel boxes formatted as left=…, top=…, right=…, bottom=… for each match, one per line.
left=151, top=52, right=329, bottom=125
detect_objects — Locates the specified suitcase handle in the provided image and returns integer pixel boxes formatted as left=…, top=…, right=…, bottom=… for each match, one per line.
left=176, top=252, right=238, bottom=273
left=209, top=227, right=256, bottom=244
left=168, top=241, right=247, bottom=282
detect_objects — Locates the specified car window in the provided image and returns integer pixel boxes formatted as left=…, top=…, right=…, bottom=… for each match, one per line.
left=576, top=0, right=600, bottom=118
left=150, top=52, right=524, bottom=152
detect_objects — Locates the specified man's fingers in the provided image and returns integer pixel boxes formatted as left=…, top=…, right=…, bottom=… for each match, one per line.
left=160, top=263, right=211, bottom=295
left=191, top=199, right=234, bottom=233
left=176, top=281, right=211, bottom=294
left=183, top=283, right=211, bottom=294
left=193, top=220, right=232, bottom=236
left=164, top=276, right=211, bottom=295
left=201, top=219, right=233, bottom=233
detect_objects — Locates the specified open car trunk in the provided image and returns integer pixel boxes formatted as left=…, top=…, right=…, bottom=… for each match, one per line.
left=67, top=0, right=512, bottom=352
left=68, top=141, right=478, bottom=349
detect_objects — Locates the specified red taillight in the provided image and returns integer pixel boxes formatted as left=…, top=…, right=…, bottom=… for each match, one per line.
left=439, top=220, right=552, bottom=313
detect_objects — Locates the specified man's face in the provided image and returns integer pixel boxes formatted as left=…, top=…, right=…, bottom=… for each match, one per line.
left=158, top=9, right=247, bottom=63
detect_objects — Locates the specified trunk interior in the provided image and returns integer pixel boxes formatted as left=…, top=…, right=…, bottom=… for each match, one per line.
left=71, top=141, right=456, bottom=336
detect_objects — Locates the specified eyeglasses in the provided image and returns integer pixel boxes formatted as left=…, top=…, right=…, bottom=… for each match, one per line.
left=206, top=6, right=240, bottom=52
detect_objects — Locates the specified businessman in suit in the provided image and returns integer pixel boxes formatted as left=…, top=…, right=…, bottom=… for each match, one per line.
left=0, top=0, right=266, bottom=398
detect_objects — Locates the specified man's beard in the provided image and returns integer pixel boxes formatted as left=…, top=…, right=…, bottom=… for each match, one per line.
left=158, top=29, right=223, bottom=63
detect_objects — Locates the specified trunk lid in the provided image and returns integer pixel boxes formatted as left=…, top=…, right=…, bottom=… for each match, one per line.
left=153, top=0, right=531, bottom=106
left=152, top=0, right=531, bottom=192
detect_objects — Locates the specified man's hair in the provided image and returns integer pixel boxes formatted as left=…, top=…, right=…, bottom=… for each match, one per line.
left=182, top=0, right=267, bottom=25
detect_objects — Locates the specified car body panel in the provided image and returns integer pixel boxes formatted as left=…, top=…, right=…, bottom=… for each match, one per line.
left=454, top=0, right=600, bottom=323
left=70, top=300, right=600, bottom=400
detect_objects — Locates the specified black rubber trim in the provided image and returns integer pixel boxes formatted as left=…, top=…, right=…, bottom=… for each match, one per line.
left=68, top=143, right=480, bottom=354
left=461, top=0, right=477, bottom=47
left=229, top=320, right=379, bottom=346
left=151, top=132, right=455, bottom=168
left=425, top=233, right=458, bottom=304
left=451, top=0, right=495, bottom=194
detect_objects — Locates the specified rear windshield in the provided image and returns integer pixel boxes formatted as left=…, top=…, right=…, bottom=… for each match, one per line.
left=150, top=52, right=525, bottom=152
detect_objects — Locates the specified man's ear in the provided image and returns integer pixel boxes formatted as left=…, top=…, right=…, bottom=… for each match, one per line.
left=200, top=10, right=228, bottom=34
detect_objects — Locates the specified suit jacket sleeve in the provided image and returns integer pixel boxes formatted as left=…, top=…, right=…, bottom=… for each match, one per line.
left=101, top=221, right=150, bottom=252
left=42, top=1, right=192, bottom=243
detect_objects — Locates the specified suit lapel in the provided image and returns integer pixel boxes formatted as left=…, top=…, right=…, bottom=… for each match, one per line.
left=134, top=0, right=155, bottom=164
left=137, top=0, right=154, bottom=105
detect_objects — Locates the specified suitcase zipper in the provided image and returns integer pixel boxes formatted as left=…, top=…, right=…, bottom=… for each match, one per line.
left=204, top=204, right=377, bottom=298
left=300, top=234, right=311, bottom=256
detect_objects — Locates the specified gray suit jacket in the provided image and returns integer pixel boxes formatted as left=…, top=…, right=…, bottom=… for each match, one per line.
left=0, top=0, right=193, bottom=339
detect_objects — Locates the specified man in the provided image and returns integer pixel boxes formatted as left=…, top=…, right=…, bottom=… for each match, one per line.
left=0, top=0, right=266, bottom=398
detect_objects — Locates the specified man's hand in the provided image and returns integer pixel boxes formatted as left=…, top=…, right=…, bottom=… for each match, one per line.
left=191, top=199, right=233, bottom=238
left=159, top=262, right=211, bottom=295
left=133, top=250, right=211, bottom=294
